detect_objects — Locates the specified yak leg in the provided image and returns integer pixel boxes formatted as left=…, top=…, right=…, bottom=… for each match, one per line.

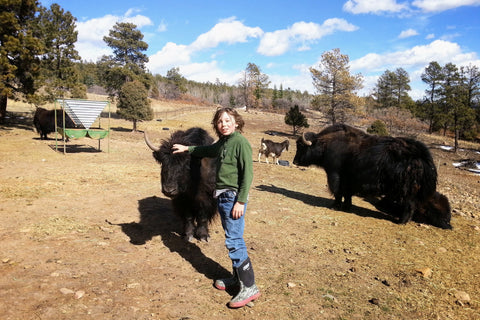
left=194, top=196, right=216, bottom=242
left=194, top=201, right=210, bottom=242
left=398, top=199, right=415, bottom=224
left=342, top=194, right=353, bottom=211
left=327, top=173, right=343, bottom=210
left=341, top=180, right=353, bottom=211
left=172, top=198, right=195, bottom=241
left=195, top=216, right=210, bottom=242
left=183, top=215, right=196, bottom=242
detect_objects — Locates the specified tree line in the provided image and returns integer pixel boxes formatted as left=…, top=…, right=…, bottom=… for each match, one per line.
left=1, top=1, right=479, bottom=144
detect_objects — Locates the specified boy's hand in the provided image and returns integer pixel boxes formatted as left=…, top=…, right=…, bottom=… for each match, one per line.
left=232, top=202, right=245, bottom=219
left=172, top=144, right=188, bottom=153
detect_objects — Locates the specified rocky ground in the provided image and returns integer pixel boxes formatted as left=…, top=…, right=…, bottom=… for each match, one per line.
left=0, top=100, right=479, bottom=319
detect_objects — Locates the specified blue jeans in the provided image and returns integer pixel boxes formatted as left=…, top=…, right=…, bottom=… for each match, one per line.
left=217, top=190, right=248, bottom=268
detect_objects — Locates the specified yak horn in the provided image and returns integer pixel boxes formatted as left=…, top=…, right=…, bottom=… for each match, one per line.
left=302, top=132, right=312, bottom=146
left=144, top=130, right=160, bottom=152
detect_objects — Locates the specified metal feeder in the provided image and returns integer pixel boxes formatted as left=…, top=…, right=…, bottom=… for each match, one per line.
left=54, top=99, right=110, bottom=154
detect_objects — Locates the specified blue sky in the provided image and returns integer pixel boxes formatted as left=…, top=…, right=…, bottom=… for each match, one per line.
left=40, top=0, right=480, bottom=100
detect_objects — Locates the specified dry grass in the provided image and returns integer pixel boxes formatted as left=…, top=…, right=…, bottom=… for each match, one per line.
left=0, top=97, right=479, bottom=320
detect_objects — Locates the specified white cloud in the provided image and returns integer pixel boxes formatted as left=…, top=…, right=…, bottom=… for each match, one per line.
left=147, top=17, right=263, bottom=76
left=425, top=33, right=435, bottom=39
left=75, top=10, right=153, bottom=61
left=122, top=14, right=153, bottom=28
left=157, top=20, right=167, bottom=32
left=147, top=42, right=192, bottom=74
left=440, top=33, right=461, bottom=41
left=189, top=17, right=263, bottom=51
left=350, top=40, right=477, bottom=72
left=177, top=61, right=241, bottom=85
left=398, top=28, right=419, bottom=39
left=412, top=0, right=480, bottom=12
left=343, top=0, right=407, bottom=14
left=350, top=40, right=480, bottom=99
left=76, top=15, right=118, bottom=43
left=257, top=19, right=358, bottom=56
left=270, top=74, right=314, bottom=93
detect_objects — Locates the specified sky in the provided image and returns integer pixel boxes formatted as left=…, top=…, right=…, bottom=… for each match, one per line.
left=40, top=0, right=480, bottom=100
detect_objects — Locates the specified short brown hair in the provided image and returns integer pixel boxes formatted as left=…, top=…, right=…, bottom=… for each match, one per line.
left=211, top=107, right=245, bottom=137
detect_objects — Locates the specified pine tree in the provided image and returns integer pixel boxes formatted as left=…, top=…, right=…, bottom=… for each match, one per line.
left=421, top=61, right=444, bottom=133
left=238, top=63, right=269, bottom=110
left=374, top=68, right=412, bottom=110
left=99, top=22, right=152, bottom=98
left=117, top=80, right=153, bottom=132
left=374, top=70, right=396, bottom=108
left=285, top=105, right=309, bottom=135
left=0, top=0, right=44, bottom=122
left=310, top=48, right=363, bottom=124
left=38, top=3, right=81, bottom=100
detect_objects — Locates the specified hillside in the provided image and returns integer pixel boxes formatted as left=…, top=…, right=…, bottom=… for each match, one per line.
left=0, top=99, right=479, bottom=319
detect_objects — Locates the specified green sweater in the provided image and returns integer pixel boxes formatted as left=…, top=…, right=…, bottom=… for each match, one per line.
left=188, top=131, right=253, bottom=203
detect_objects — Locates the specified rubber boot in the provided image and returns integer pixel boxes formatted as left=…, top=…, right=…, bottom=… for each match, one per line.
left=214, top=270, right=239, bottom=290
left=228, top=257, right=261, bottom=308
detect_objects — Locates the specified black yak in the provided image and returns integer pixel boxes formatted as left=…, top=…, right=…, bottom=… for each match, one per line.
left=293, top=124, right=452, bottom=229
left=144, top=127, right=217, bottom=241
left=258, top=138, right=289, bottom=164
left=33, top=107, right=75, bottom=140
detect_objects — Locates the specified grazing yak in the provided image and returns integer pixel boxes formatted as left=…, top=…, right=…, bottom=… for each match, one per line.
left=144, top=127, right=217, bottom=241
left=293, top=124, right=452, bottom=229
left=258, top=138, right=290, bottom=164
left=33, top=107, right=75, bottom=140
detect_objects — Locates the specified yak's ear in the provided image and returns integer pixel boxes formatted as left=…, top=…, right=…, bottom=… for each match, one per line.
left=152, top=150, right=163, bottom=164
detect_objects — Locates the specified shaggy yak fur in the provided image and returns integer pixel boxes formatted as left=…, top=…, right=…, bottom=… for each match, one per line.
left=293, top=124, right=452, bottom=229
left=33, top=107, right=75, bottom=140
left=145, top=127, right=217, bottom=241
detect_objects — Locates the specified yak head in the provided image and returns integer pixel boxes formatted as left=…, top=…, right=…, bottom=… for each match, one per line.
left=417, top=192, right=452, bottom=229
left=145, top=130, right=197, bottom=198
left=293, top=132, right=318, bottom=167
left=145, top=128, right=214, bottom=198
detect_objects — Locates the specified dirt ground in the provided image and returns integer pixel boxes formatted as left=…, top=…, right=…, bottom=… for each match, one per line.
left=1, top=99, right=479, bottom=320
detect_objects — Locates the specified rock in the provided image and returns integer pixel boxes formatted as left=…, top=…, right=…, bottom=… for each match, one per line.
left=416, top=267, right=432, bottom=278
left=60, top=288, right=74, bottom=295
left=127, top=282, right=141, bottom=289
left=437, top=247, right=447, bottom=253
left=323, top=294, right=337, bottom=302
left=287, top=282, right=296, bottom=288
left=454, top=291, right=470, bottom=305
left=74, top=290, right=85, bottom=299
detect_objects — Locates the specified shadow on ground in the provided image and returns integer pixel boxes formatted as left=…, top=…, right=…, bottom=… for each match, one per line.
left=255, top=183, right=394, bottom=223
left=109, top=196, right=230, bottom=281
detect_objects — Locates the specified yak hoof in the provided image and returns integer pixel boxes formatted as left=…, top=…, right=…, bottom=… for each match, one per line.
left=199, top=236, right=210, bottom=243
left=330, top=201, right=342, bottom=211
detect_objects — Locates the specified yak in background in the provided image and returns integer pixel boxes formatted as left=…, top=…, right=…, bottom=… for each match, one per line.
left=293, top=124, right=452, bottom=229
left=33, top=107, right=76, bottom=140
left=145, top=127, right=217, bottom=241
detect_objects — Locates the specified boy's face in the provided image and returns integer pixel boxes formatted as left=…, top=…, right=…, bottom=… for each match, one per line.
left=216, top=111, right=237, bottom=136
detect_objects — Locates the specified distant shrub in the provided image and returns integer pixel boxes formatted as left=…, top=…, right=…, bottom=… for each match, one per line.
left=367, top=120, right=389, bottom=136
